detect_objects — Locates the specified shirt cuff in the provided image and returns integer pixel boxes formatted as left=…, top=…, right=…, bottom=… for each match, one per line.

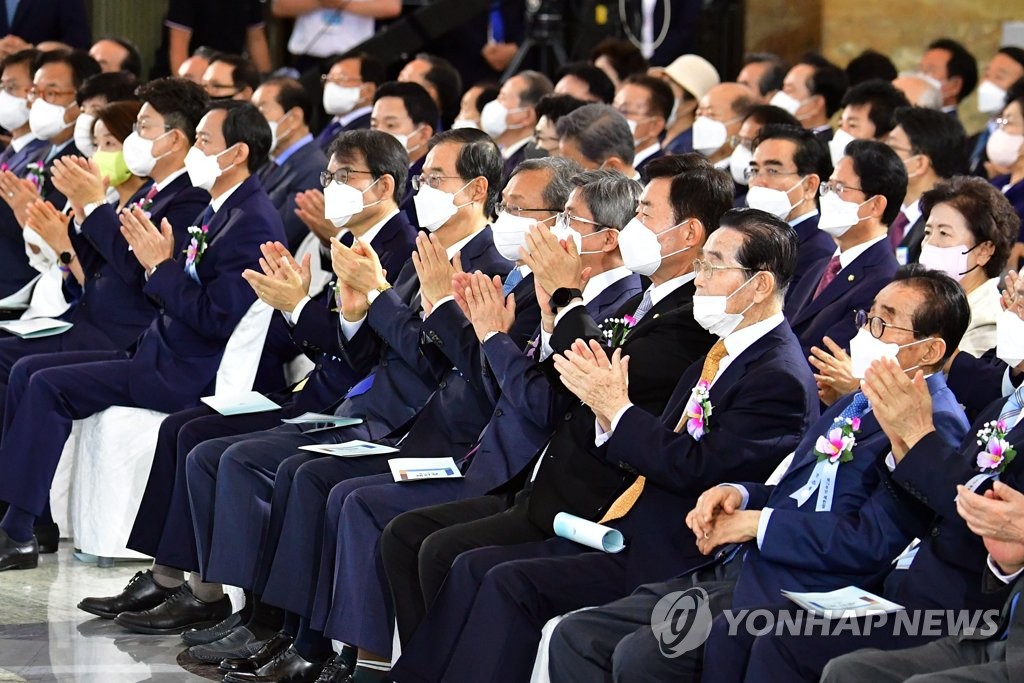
left=483, top=331, right=501, bottom=343
left=539, top=326, right=554, bottom=360
left=428, top=295, right=456, bottom=317
left=756, top=508, right=773, bottom=549
left=553, top=300, right=584, bottom=327
left=885, top=452, right=897, bottom=472
left=339, top=313, right=366, bottom=340
left=720, top=484, right=750, bottom=510
left=285, top=296, right=311, bottom=326
left=594, top=403, right=634, bottom=447
left=988, top=554, right=1024, bottom=584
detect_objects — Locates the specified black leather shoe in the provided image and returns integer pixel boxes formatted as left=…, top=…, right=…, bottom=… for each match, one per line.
left=188, top=625, right=260, bottom=664
left=34, top=522, right=59, bottom=554
left=181, top=610, right=243, bottom=645
left=114, top=584, right=232, bottom=635
left=78, top=570, right=177, bottom=619
left=222, top=644, right=323, bottom=683
left=314, top=654, right=352, bottom=683
left=219, top=631, right=293, bottom=674
left=0, top=528, right=38, bottom=571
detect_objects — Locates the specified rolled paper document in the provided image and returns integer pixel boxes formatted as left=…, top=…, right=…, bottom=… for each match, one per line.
left=553, top=512, right=626, bottom=553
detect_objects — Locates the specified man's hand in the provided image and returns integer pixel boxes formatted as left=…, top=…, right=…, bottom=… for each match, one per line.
left=956, top=481, right=1024, bottom=545
left=24, top=200, right=72, bottom=253
left=331, top=236, right=386, bottom=295
left=294, top=189, right=338, bottom=245
left=521, top=222, right=590, bottom=298
left=482, top=42, right=519, bottom=72
left=0, top=35, right=31, bottom=60
left=461, top=271, right=515, bottom=342
left=259, top=241, right=312, bottom=291
left=242, top=242, right=311, bottom=313
left=411, top=232, right=457, bottom=309
left=695, top=510, right=760, bottom=555
left=0, top=170, right=40, bottom=226
left=686, top=486, right=744, bottom=540
left=860, top=358, right=934, bottom=461
left=119, top=206, right=175, bottom=271
left=50, top=156, right=106, bottom=217
left=336, top=279, right=369, bottom=322
left=809, top=336, right=856, bottom=406
left=552, top=339, right=630, bottom=429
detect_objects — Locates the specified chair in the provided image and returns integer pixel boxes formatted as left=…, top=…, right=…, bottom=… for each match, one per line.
left=62, top=299, right=274, bottom=564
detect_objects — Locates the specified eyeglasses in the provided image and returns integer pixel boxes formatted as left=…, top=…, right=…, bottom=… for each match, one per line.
left=854, top=310, right=919, bottom=339
left=556, top=211, right=611, bottom=231
left=411, top=173, right=463, bottom=191
left=743, top=166, right=801, bottom=181
left=495, top=202, right=560, bottom=217
left=532, top=133, right=559, bottom=146
left=27, top=86, right=75, bottom=104
left=320, top=168, right=374, bottom=187
left=885, top=141, right=916, bottom=156
left=692, top=258, right=751, bottom=280
left=728, top=135, right=754, bottom=149
left=0, top=80, right=28, bottom=97
left=320, top=75, right=362, bottom=87
left=132, top=121, right=172, bottom=137
left=819, top=180, right=864, bottom=197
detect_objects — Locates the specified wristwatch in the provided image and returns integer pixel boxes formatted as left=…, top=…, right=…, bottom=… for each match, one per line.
left=366, top=282, right=392, bottom=306
left=549, top=287, right=583, bottom=312
left=59, top=251, right=75, bottom=266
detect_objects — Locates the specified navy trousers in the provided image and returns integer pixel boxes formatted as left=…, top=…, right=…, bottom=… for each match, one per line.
left=0, top=350, right=154, bottom=517
left=127, top=405, right=294, bottom=572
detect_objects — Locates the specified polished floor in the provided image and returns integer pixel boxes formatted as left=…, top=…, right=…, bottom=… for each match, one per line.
left=0, top=546, right=223, bottom=682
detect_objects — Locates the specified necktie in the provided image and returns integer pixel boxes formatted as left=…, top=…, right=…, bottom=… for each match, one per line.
left=144, top=184, right=159, bottom=202
left=888, top=211, right=910, bottom=249
left=502, top=267, right=523, bottom=297
left=600, top=340, right=729, bottom=523
left=838, top=391, right=870, bottom=422
left=812, top=255, right=842, bottom=300
left=1002, top=592, right=1020, bottom=640
left=998, top=385, right=1024, bottom=430
left=632, top=288, right=654, bottom=324
left=489, top=1, right=506, bottom=43
left=339, top=231, right=355, bottom=247
left=5, top=0, right=17, bottom=26
left=195, top=204, right=215, bottom=229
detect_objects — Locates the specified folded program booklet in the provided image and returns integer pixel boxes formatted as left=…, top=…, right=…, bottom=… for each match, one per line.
left=781, top=586, right=905, bottom=618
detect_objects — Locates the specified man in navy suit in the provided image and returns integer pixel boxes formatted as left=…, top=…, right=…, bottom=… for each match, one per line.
left=252, top=78, right=328, bottom=251
left=613, top=75, right=673, bottom=178
left=481, top=71, right=551, bottom=186
left=746, top=124, right=834, bottom=298
left=176, top=129, right=511, bottom=676
left=785, top=140, right=905, bottom=358
left=0, top=49, right=99, bottom=297
left=0, top=77, right=211, bottom=397
left=0, top=0, right=90, bottom=50
left=0, top=101, right=285, bottom=587
left=558, top=267, right=970, bottom=683
left=76, top=129, right=418, bottom=633
left=370, top=82, right=438, bottom=230
left=389, top=209, right=820, bottom=683
left=313, top=53, right=383, bottom=153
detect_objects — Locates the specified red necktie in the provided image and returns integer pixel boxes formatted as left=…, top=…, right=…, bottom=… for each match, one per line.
left=888, top=211, right=910, bottom=249
left=813, top=255, right=842, bottom=300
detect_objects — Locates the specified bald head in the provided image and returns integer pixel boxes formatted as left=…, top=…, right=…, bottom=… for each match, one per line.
left=892, top=74, right=942, bottom=109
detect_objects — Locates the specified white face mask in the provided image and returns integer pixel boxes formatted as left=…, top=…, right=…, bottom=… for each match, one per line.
left=390, top=127, right=422, bottom=154
left=996, top=309, right=1024, bottom=367
left=323, top=83, right=361, bottom=116
left=626, top=117, right=639, bottom=137
left=818, top=190, right=868, bottom=237
left=29, top=97, right=73, bottom=139
left=551, top=214, right=610, bottom=255
left=451, top=118, right=479, bottom=130
left=692, top=274, right=756, bottom=338
left=324, top=177, right=381, bottom=228
left=849, top=327, right=930, bottom=379
left=977, top=80, right=1007, bottom=115
left=728, top=144, right=752, bottom=185
left=122, top=130, right=172, bottom=177
left=0, top=91, right=31, bottom=132
left=267, top=111, right=294, bottom=153
left=828, top=128, right=856, bottom=167
left=918, top=242, right=974, bottom=281
left=185, top=145, right=234, bottom=192
left=491, top=211, right=537, bottom=261
left=73, top=113, right=97, bottom=157
left=769, top=91, right=804, bottom=116
left=617, top=217, right=689, bottom=276
left=745, top=177, right=804, bottom=220
left=986, top=127, right=1024, bottom=168
left=413, top=180, right=472, bottom=232
left=480, top=100, right=524, bottom=139
left=691, top=116, right=729, bottom=156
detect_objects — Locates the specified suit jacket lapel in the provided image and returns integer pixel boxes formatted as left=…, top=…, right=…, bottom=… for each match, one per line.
left=793, top=243, right=881, bottom=325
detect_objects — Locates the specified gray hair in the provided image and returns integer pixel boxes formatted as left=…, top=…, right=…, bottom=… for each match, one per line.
left=508, top=156, right=583, bottom=211
left=515, top=70, right=554, bottom=108
left=555, top=103, right=635, bottom=166
left=895, top=72, right=943, bottom=110
left=570, top=169, right=642, bottom=230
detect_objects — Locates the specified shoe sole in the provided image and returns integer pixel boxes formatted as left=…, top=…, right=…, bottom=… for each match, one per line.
left=77, top=603, right=119, bottom=620
left=181, top=614, right=243, bottom=646
left=113, top=617, right=223, bottom=636
left=0, top=555, right=38, bottom=571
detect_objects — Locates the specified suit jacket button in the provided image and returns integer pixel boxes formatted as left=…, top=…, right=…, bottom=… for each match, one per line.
left=564, top=413, right=572, bottom=421
left=439, top=380, right=447, bottom=389
left=930, top=527, right=940, bottom=537
left=495, top=408, right=503, bottom=417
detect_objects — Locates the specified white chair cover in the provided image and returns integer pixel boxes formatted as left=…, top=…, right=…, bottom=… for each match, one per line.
left=65, top=298, right=274, bottom=559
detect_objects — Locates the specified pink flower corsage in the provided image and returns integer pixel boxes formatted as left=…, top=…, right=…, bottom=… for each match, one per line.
left=600, top=315, right=637, bottom=348
left=682, top=379, right=713, bottom=440
left=813, top=416, right=860, bottom=464
left=184, top=224, right=210, bottom=268
left=975, top=420, right=1017, bottom=474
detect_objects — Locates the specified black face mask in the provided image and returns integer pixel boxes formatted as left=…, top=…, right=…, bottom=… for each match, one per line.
left=210, top=90, right=241, bottom=103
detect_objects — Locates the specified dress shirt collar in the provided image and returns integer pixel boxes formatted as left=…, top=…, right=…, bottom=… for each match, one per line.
left=501, top=135, right=531, bottom=160
left=647, top=271, right=695, bottom=307
left=154, top=167, right=188, bottom=193
left=788, top=209, right=818, bottom=228
left=339, top=105, right=372, bottom=128
left=901, top=198, right=922, bottom=228
left=338, top=208, right=399, bottom=247
left=210, top=179, right=245, bottom=213
left=832, top=233, right=888, bottom=270
left=9, top=131, right=37, bottom=153
left=272, top=133, right=314, bottom=166
left=723, top=311, right=785, bottom=361
left=633, top=142, right=661, bottom=167
left=446, top=227, right=485, bottom=261
left=582, top=265, right=634, bottom=303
